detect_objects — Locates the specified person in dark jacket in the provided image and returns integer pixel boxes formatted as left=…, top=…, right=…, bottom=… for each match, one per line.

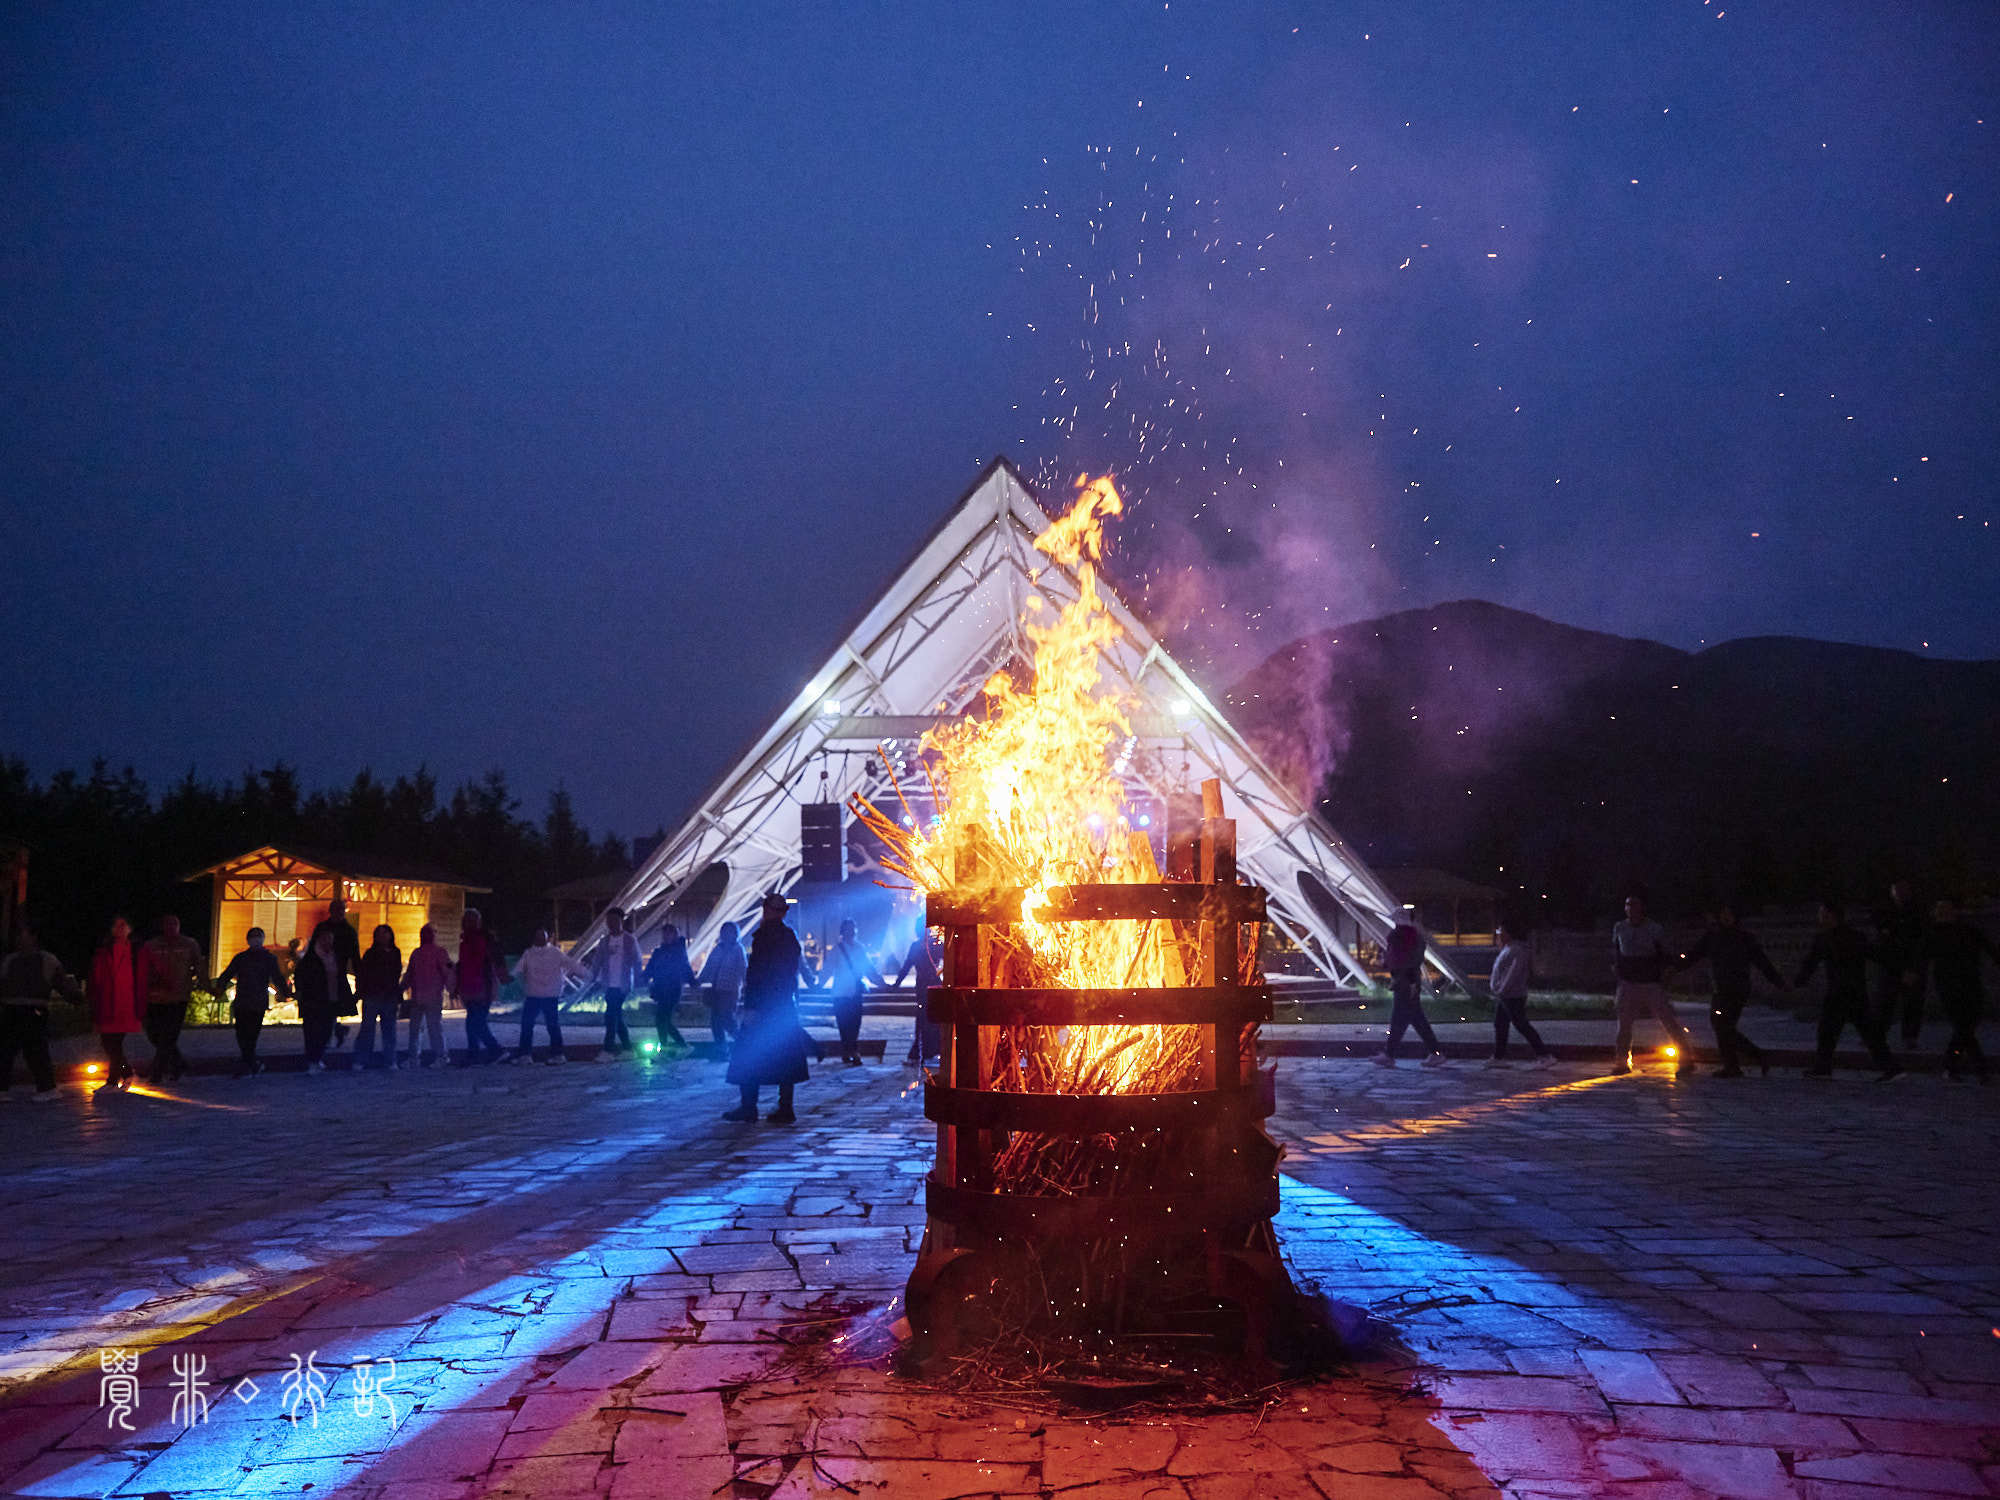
left=822, top=918, right=879, bottom=1065
left=1796, top=900, right=1900, bottom=1081
left=642, top=926, right=696, bottom=1053
left=216, top=925, right=290, bottom=1077
left=1873, top=881, right=1930, bottom=1048
left=306, top=898, right=363, bottom=1048
left=354, top=925, right=403, bottom=1069
left=894, top=929, right=942, bottom=1065
left=724, top=893, right=812, bottom=1123
left=1924, top=898, right=1999, bottom=1083
left=1676, top=905, right=1786, bottom=1078
left=0, top=920, right=81, bottom=1100
left=1374, top=918, right=1445, bottom=1068
left=296, top=930, right=339, bottom=1074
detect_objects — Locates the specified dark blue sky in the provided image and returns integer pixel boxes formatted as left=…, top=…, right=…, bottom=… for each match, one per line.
left=3, top=1, right=1994, bottom=838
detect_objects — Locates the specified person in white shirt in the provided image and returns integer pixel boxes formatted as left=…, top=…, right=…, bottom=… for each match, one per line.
left=594, top=906, right=642, bottom=1058
left=509, top=929, right=587, bottom=1065
left=1487, top=923, right=1557, bottom=1068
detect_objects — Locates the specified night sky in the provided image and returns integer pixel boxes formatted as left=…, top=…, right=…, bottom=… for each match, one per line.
left=3, top=1, right=1993, bottom=839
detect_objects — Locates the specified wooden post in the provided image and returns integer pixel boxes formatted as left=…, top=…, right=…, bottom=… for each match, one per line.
left=1197, top=779, right=1239, bottom=1090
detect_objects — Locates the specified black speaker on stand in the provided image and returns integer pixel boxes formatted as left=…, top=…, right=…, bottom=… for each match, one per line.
left=800, top=803, right=845, bottom=886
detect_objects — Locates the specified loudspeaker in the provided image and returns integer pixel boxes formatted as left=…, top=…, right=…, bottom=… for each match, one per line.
left=800, top=803, right=844, bottom=885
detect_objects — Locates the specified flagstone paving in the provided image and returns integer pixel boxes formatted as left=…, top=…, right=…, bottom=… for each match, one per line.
left=1, top=1052, right=1996, bottom=1497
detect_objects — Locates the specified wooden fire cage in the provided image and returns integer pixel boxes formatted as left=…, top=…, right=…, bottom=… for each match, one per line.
left=904, top=781, right=1294, bottom=1353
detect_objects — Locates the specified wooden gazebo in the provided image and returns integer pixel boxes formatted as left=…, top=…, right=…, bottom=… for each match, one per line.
left=186, top=845, right=489, bottom=978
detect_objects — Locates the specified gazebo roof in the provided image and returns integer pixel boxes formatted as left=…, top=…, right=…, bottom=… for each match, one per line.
left=184, top=843, right=490, bottom=892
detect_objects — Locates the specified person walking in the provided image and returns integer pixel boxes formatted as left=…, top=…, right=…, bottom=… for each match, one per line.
left=724, top=892, right=812, bottom=1123
left=696, top=920, right=747, bottom=1048
left=295, top=929, right=339, bottom=1073
left=353, top=925, right=403, bottom=1070
left=139, top=914, right=205, bottom=1083
left=216, top=925, right=289, bottom=1078
left=453, top=909, right=507, bottom=1065
left=595, top=907, right=642, bottom=1058
left=1608, top=891, right=1693, bottom=1077
left=642, top=926, right=696, bottom=1053
left=1873, top=881, right=1930, bottom=1049
left=893, top=929, right=942, bottom=1066
left=401, top=923, right=453, bottom=1068
left=1675, top=905, right=1785, bottom=1078
left=509, top=929, right=585, bottom=1064
left=1924, top=897, right=1999, bottom=1084
left=1374, top=916, right=1446, bottom=1068
left=0, top=920, right=81, bottom=1100
left=305, top=898, right=362, bottom=1049
left=1796, top=900, right=1901, bottom=1081
left=87, top=916, right=146, bottom=1093
left=823, top=918, right=878, bottom=1065
left=1486, top=923, right=1557, bottom=1068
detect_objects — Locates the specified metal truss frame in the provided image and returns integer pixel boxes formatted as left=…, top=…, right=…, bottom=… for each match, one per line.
left=582, top=458, right=1467, bottom=991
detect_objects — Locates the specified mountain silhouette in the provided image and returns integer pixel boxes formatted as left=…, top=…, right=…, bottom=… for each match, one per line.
left=1226, top=601, right=2000, bottom=924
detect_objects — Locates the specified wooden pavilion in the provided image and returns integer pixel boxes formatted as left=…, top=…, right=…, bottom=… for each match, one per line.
left=186, top=845, right=489, bottom=978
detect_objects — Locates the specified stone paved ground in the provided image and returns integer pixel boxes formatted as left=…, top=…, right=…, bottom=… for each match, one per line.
left=1, top=1051, right=1996, bottom=1498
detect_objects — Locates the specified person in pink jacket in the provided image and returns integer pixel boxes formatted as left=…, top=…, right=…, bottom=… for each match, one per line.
left=401, top=924, right=455, bottom=1068
left=87, top=916, right=145, bottom=1094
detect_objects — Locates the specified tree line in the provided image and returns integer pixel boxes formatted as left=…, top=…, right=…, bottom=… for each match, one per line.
left=0, top=758, right=641, bottom=967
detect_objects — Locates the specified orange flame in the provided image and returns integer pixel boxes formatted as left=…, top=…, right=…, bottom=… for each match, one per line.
left=855, top=476, right=1213, bottom=1155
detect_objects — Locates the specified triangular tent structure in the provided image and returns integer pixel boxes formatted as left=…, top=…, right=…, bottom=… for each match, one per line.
left=586, top=457, right=1466, bottom=990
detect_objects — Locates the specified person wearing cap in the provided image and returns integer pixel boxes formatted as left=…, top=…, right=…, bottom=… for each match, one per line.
left=725, top=892, right=812, bottom=1123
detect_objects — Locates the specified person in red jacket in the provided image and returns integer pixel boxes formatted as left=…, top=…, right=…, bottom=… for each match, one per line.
left=452, top=909, right=507, bottom=1066
left=88, top=916, right=146, bottom=1094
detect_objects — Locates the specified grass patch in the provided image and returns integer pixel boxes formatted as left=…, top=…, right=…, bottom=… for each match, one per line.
left=1272, top=989, right=1620, bottom=1025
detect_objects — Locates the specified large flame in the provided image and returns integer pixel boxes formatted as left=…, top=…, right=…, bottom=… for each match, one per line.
left=855, top=476, right=1229, bottom=1189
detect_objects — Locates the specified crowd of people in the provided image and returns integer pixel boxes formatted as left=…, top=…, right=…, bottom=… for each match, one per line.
left=0, top=890, right=945, bottom=1120
left=1376, top=883, right=1998, bottom=1085
left=0, top=880, right=1992, bottom=1112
